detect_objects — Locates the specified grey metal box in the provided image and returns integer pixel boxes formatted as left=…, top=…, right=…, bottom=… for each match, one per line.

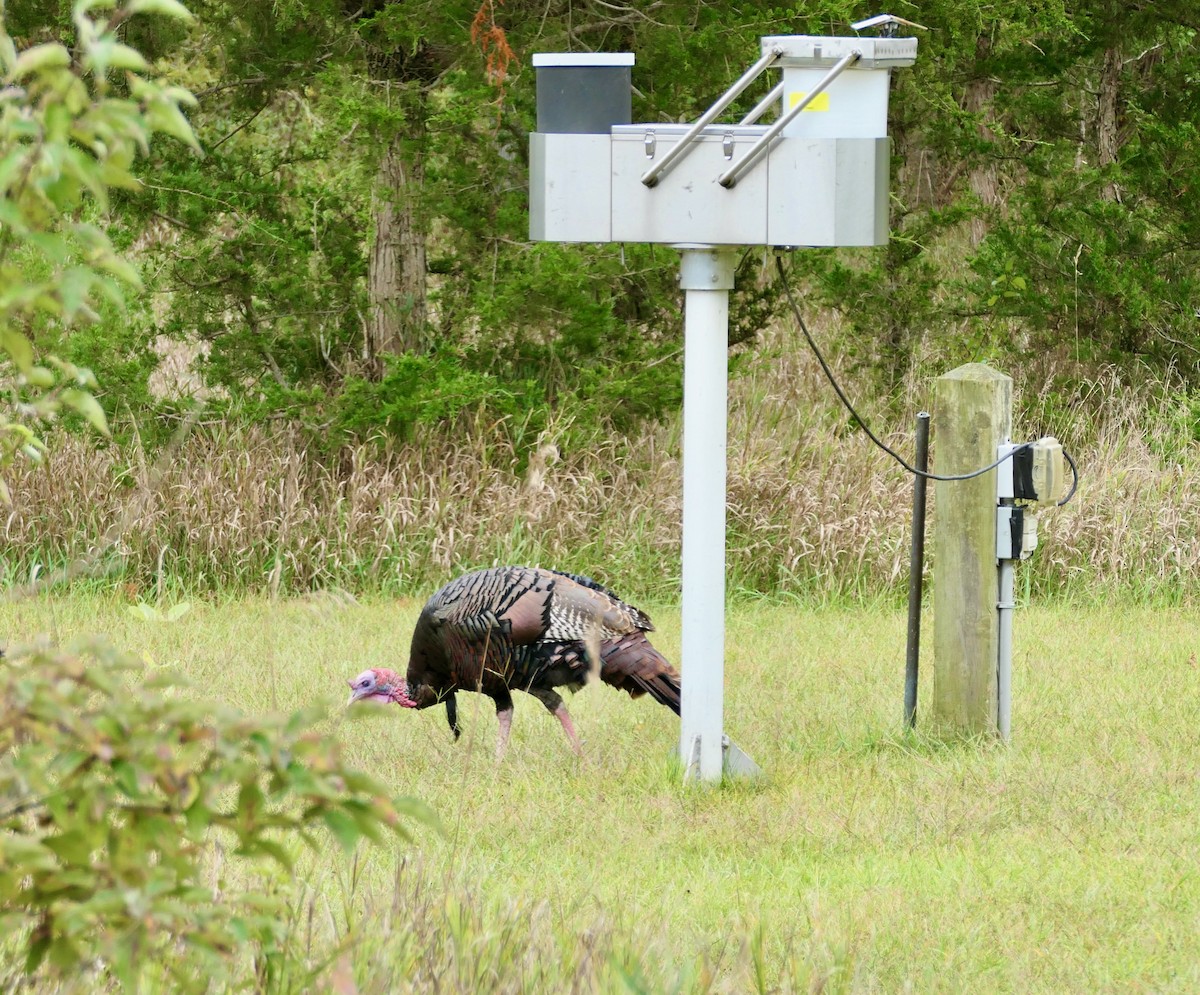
left=611, top=125, right=769, bottom=244
left=529, top=132, right=612, bottom=242
left=533, top=53, right=634, bottom=134
left=527, top=37, right=910, bottom=248
left=606, top=126, right=889, bottom=246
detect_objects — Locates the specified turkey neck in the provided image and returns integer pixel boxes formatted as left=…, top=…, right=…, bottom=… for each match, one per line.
left=406, top=612, right=458, bottom=695
left=399, top=679, right=439, bottom=709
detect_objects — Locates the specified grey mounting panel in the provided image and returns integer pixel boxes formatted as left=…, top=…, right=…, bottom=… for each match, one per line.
left=528, top=32, right=917, bottom=249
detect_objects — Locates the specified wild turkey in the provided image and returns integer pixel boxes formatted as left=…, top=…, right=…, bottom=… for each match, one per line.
left=346, top=566, right=681, bottom=758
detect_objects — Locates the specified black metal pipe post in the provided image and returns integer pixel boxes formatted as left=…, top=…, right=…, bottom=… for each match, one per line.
left=904, top=411, right=931, bottom=729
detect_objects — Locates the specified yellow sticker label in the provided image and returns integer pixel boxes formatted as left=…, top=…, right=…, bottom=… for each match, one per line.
left=788, top=91, right=830, bottom=111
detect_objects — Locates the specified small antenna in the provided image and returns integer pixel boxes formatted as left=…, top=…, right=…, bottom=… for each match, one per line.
left=850, top=13, right=929, bottom=37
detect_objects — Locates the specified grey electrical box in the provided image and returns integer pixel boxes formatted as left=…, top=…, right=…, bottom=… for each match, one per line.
left=997, top=506, right=1039, bottom=561
left=533, top=53, right=634, bottom=134
left=996, top=438, right=1067, bottom=506
left=528, top=32, right=917, bottom=247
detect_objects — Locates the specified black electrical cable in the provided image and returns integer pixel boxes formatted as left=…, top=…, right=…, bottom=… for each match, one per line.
left=775, top=256, right=1079, bottom=502
left=775, top=256, right=1030, bottom=481
left=1057, top=448, right=1078, bottom=506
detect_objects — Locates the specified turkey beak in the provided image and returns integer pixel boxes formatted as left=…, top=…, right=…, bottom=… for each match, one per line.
left=346, top=679, right=359, bottom=706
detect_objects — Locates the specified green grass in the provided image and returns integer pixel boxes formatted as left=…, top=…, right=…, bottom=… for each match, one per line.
left=4, top=592, right=1199, bottom=992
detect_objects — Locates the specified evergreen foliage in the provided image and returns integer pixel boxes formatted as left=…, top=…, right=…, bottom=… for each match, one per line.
left=0, top=637, right=426, bottom=990
left=11, top=0, right=1200, bottom=440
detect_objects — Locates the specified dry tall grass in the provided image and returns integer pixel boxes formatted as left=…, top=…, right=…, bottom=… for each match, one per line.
left=4, top=331, right=1198, bottom=602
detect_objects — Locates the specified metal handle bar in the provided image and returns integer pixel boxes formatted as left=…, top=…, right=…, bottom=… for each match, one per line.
left=718, top=50, right=860, bottom=189
left=738, top=80, right=785, bottom=126
left=640, top=46, right=783, bottom=188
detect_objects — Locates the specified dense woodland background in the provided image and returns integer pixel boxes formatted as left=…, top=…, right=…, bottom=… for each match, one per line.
left=5, top=0, right=1200, bottom=599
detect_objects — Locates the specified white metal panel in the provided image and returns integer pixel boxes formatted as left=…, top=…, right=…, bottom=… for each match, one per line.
left=532, top=52, right=634, bottom=67
left=835, top=136, right=890, bottom=244
left=766, top=137, right=888, bottom=246
left=765, top=137, right=836, bottom=245
left=611, top=125, right=768, bottom=244
left=528, top=132, right=612, bottom=242
left=779, top=67, right=890, bottom=138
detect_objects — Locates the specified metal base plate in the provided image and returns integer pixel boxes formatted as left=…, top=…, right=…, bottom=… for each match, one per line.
left=675, top=734, right=762, bottom=782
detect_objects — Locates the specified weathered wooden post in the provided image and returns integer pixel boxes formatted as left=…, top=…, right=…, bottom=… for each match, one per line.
left=932, top=363, right=1012, bottom=734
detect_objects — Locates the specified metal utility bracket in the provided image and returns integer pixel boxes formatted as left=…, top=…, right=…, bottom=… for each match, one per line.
left=640, top=45, right=783, bottom=188
left=850, top=13, right=929, bottom=35
left=679, top=735, right=763, bottom=782
left=719, top=49, right=860, bottom=188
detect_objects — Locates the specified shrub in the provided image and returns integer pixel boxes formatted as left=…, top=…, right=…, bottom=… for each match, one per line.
left=0, top=637, right=431, bottom=990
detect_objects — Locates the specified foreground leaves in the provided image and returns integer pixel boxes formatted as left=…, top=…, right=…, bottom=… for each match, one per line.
left=0, top=638, right=432, bottom=990
left=0, top=0, right=200, bottom=497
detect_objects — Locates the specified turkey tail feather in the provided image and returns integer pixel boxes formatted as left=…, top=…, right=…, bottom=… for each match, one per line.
left=598, top=632, right=681, bottom=716
left=634, top=670, right=681, bottom=716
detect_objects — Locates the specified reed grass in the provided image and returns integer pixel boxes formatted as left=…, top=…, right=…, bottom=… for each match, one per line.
left=3, top=327, right=1199, bottom=604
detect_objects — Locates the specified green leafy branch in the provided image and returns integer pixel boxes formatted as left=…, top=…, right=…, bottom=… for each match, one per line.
left=0, top=0, right=201, bottom=499
left=0, top=638, right=435, bottom=989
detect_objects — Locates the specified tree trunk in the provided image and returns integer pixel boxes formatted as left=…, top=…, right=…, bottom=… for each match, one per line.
left=964, top=34, right=1000, bottom=247
left=1096, top=45, right=1122, bottom=202
left=367, top=122, right=427, bottom=371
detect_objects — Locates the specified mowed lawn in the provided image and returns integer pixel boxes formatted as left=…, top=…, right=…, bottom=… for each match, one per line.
left=4, top=592, right=1198, bottom=992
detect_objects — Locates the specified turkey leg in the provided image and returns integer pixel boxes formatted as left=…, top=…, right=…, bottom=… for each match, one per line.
left=530, top=687, right=583, bottom=756
left=552, top=704, right=583, bottom=756
left=495, top=706, right=513, bottom=760
left=489, top=686, right=515, bottom=760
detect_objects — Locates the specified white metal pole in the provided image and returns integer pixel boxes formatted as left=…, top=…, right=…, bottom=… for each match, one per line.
left=997, top=557, right=1015, bottom=741
left=678, top=247, right=736, bottom=783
